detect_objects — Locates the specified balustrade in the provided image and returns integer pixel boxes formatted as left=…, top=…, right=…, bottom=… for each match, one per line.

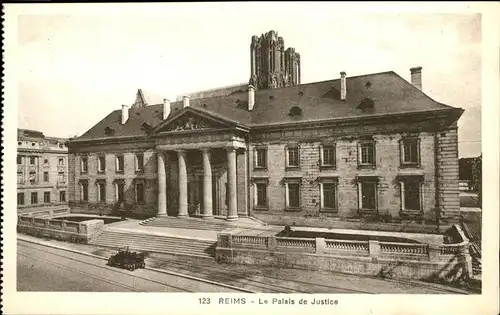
left=276, top=237, right=315, bottom=248
left=439, top=245, right=463, bottom=255
left=232, top=235, right=268, bottom=246
left=325, top=239, right=369, bottom=252
left=379, top=242, right=428, bottom=255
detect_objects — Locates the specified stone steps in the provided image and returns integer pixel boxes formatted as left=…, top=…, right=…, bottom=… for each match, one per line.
left=140, top=217, right=231, bottom=231
left=89, top=230, right=216, bottom=259
left=472, top=257, right=481, bottom=276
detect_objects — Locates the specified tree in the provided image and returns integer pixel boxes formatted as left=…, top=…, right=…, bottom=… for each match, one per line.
left=472, top=155, right=482, bottom=208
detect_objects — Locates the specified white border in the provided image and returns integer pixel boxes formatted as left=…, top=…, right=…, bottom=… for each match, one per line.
left=2, top=3, right=499, bottom=315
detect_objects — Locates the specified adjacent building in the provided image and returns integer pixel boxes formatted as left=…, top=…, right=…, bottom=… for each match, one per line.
left=17, top=129, right=69, bottom=214
left=68, top=30, right=464, bottom=225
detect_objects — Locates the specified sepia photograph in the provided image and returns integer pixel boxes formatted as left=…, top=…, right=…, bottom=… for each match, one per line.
left=2, top=2, right=499, bottom=315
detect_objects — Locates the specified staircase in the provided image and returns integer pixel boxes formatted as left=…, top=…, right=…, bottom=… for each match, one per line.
left=472, top=257, right=482, bottom=277
left=140, top=217, right=234, bottom=231
left=88, top=229, right=216, bottom=259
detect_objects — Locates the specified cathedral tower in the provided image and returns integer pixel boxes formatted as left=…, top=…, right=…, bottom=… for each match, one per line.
left=249, top=30, right=301, bottom=90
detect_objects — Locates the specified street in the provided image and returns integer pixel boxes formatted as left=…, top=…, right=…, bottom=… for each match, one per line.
left=17, top=240, right=244, bottom=292
left=17, top=235, right=474, bottom=294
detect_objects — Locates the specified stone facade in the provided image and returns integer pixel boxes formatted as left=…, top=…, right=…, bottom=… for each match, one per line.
left=69, top=141, right=158, bottom=217
left=68, top=114, right=461, bottom=224
left=17, top=129, right=69, bottom=214
left=248, top=126, right=445, bottom=222
left=68, top=30, right=463, bottom=227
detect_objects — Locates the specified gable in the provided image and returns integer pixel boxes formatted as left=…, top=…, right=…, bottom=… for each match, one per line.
left=154, top=109, right=235, bottom=133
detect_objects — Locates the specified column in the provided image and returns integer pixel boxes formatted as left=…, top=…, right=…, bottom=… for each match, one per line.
left=201, top=148, right=213, bottom=219
left=177, top=150, right=188, bottom=217
left=285, top=182, right=290, bottom=208
left=226, top=148, right=238, bottom=221
left=157, top=151, right=167, bottom=216
left=400, top=181, right=405, bottom=211
left=357, top=182, right=363, bottom=210
left=319, top=182, right=324, bottom=209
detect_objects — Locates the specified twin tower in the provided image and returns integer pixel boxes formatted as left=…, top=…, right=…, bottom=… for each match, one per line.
left=249, top=30, right=301, bottom=90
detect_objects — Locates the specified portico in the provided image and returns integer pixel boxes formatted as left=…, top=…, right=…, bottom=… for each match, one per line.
left=153, top=106, right=249, bottom=221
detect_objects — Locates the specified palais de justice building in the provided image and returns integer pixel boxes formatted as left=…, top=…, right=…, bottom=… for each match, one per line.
left=67, top=30, right=464, bottom=225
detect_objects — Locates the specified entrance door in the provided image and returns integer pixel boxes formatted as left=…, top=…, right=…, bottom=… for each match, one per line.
left=188, top=177, right=202, bottom=216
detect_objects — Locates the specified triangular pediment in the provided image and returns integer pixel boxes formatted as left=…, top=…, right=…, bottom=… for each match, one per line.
left=153, top=108, right=234, bottom=133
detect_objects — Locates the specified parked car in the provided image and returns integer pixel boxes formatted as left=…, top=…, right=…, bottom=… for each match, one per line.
left=107, top=246, right=146, bottom=271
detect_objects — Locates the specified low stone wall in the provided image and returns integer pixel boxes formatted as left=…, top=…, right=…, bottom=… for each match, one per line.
left=69, top=203, right=154, bottom=220
left=216, top=224, right=472, bottom=283
left=17, top=214, right=104, bottom=244
left=251, top=212, right=452, bottom=234
left=18, top=205, right=70, bottom=217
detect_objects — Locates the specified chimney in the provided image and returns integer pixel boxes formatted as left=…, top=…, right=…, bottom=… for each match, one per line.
left=163, top=98, right=171, bottom=120
left=183, top=95, right=190, bottom=108
left=121, top=105, right=129, bottom=124
left=248, top=85, right=255, bottom=111
left=410, top=67, right=422, bottom=90
left=340, top=71, right=347, bottom=101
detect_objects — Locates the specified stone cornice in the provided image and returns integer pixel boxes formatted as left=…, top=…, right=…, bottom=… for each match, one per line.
left=249, top=108, right=464, bottom=133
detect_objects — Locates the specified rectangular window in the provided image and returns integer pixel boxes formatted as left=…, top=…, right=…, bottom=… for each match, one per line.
left=402, top=138, right=420, bottom=165
left=80, top=182, right=88, bottom=202
left=116, top=155, right=124, bottom=173
left=322, top=183, right=337, bottom=210
left=256, top=183, right=268, bottom=208
left=17, top=192, right=24, bottom=205
left=255, top=148, right=267, bottom=169
left=59, top=191, right=66, bottom=202
left=116, top=182, right=125, bottom=202
left=321, top=145, right=336, bottom=167
left=404, top=180, right=421, bottom=211
left=97, top=182, right=106, bottom=202
left=43, top=172, right=49, bottom=182
left=17, top=155, right=22, bottom=165
left=288, top=183, right=300, bottom=208
left=360, top=182, right=377, bottom=210
left=44, top=192, right=51, bottom=203
left=98, top=156, right=106, bottom=173
left=80, top=157, right=88, bottom=173
left=30, top=156, right=36, bottom=165
left=135, top=154, right=144, bottom=172
left=136, top=182, right=145, bottom=203
left=360, top=142, right=375, bottom=165
left=58, top=157, right=64, bottom=166
left=287, top=146, right=300, bottom=168
left=58, top=172, right=65, bottom=183
left=17, top=172, right=24, bottom=184
left=31, top=192, right=38, bottom=204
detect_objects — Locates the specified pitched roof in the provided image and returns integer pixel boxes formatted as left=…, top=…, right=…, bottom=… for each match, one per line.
left=175, top=83, right=248, bottom=101
left=73, top=71, right=463, bottom=142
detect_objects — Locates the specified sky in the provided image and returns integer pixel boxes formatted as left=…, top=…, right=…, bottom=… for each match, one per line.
left=15, top=3, right=482, bottom=157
